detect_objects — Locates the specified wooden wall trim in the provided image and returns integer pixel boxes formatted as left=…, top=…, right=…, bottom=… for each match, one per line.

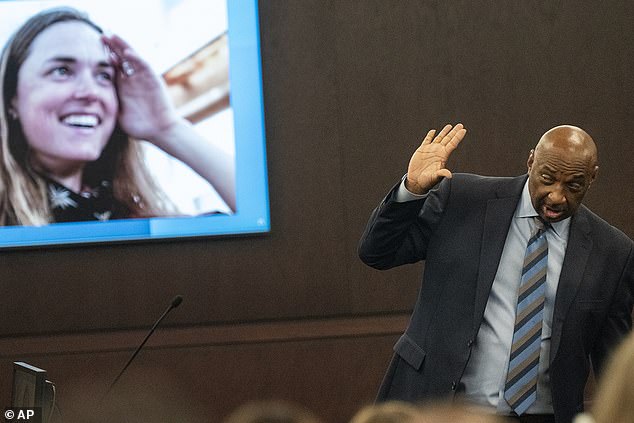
left=0, top=313, right=409, bottom=358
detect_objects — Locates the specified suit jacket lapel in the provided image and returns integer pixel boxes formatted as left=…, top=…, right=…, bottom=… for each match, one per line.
left=550, top=207, right=592, bottom=363
left=472, top=176, right=526, bottom=332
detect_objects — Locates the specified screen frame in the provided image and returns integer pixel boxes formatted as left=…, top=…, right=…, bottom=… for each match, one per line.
left=0, top=0, right=270, bottom=250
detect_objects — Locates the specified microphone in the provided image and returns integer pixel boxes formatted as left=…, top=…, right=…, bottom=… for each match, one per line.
left=103, top=295, right=183, bottom=396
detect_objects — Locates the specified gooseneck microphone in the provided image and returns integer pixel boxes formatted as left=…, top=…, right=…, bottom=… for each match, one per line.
left=104, top=295, right=183, bottom=397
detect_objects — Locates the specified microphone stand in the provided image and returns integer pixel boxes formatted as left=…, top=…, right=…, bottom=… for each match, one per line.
left=101, top=295, right=183, bottom=402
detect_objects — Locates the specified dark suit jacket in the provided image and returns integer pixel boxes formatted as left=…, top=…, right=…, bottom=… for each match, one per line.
left=359, top=174, right=634, bottom=423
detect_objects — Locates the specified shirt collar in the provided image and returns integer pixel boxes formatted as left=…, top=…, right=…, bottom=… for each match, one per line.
left=516, top=180, right=570, bottom=239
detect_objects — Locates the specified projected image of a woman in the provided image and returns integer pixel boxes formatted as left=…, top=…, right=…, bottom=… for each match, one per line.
left=0, top=7, right=235, bottom=225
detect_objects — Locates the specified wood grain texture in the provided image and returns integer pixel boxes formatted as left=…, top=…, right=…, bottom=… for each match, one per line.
left=1, top=1, right=633, bottom=421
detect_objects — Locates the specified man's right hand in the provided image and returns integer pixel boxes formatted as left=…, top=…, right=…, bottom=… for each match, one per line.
left=405, top=123, right=467, bottom=195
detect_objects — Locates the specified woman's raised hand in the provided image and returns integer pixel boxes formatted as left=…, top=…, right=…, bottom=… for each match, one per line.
left=102, top=33, right=180, bottom=147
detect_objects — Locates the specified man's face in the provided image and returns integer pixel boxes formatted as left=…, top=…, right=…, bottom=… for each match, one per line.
left=527, top=146, right=598, bottom=223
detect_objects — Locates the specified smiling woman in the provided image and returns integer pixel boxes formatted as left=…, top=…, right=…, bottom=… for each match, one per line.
left=0, top=7, right=236, bottom=226
left=13, top=21, right=119, bottom=190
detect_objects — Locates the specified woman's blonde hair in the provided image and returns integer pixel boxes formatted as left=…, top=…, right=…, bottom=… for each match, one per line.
left=223, top=400, right=323, bottom=423
left=590, top=331, right=634, bottom=423
left=349, top=401, right=510, bottom=423
left=0, top=7, right=174, bottom=226
left=349, top=401, right=421, bottom=423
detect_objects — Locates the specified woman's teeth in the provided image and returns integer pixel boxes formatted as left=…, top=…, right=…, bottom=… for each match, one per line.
left=62, top=114, right=98, bottom=128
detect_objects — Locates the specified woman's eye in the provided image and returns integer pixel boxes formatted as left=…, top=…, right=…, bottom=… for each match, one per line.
left=51, top=66, right=71, bottom=77
left=97, top=71, right=114, bottom=82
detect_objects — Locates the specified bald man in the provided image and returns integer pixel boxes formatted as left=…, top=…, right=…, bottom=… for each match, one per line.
left=359, top=124, right=634, bottom=423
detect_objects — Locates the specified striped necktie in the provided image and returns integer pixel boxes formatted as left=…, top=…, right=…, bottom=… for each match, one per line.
left=504, top=217, right=549, bottom=415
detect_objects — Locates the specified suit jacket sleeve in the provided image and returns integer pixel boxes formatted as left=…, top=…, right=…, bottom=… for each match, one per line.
left=358, top=177, right=451, bottom=270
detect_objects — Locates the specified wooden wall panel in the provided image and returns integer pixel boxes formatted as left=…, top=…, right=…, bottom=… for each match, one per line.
left=1, top=1, right=633, bottom=422
left=0, top=315, right=407, bottom=423
left=1, top=0, right=630, bottom=334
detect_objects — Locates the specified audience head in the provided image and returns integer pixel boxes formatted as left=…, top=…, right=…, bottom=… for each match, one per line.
left=223, top=400, right=324, bottom=423
left=349, top=401, right=422, bottom=423
left=349, top=401, right=512, bottom=423
left=588, top=331, right=634, bottom=423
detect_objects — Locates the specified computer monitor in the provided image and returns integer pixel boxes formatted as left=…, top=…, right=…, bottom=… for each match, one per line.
left=11, top=362, right=54, bottom=423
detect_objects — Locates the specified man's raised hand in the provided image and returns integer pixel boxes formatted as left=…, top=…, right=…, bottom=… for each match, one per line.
left=405, top=123, right=467, bottom=195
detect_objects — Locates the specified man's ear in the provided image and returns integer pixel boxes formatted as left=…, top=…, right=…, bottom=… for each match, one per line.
left=588, top=166, right=599, bottom=187
left=526, top=149, right=535, bottom=172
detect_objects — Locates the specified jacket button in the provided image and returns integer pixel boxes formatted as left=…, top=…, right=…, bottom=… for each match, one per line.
left=451, top=381, right=457, bottom=391
left=467, top=339, right=474, bottom=347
